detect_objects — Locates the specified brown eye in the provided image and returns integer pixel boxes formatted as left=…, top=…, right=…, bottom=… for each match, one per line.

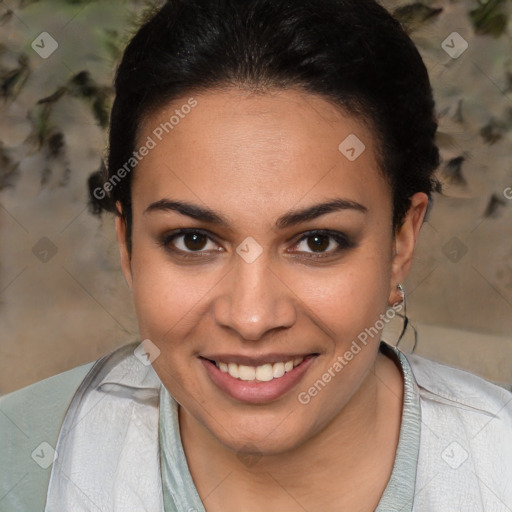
left=182, top=232, right=208, bottom=251
left=161, top=229, right=219, bottom=256
left=307, top=235, right=330, bottom=252
left=292, top=230, right=354, bottom=257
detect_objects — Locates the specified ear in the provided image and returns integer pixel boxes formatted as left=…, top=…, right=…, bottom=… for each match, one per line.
left=115, top=202, right=133, bottom=290
left=388, top=192, right=429, bottom=306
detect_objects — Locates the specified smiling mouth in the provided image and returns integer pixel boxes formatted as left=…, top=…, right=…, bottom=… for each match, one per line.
left=201, top=356, right=316, bottom=383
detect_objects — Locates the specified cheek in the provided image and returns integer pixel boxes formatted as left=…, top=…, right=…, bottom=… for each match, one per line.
left=288, top=249, right=391, bottom=349
left=129, top=240, right=220, bottom=344
left=131, top=266, right=194, bottom=340
left=128, top=232, right=182, bottom=339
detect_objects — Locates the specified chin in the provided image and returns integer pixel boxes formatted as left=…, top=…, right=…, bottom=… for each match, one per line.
left=207, top=410, right=317, bottom=458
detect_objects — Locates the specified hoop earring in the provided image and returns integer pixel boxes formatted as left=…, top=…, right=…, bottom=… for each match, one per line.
left=395, top=283, right=418, bottom=352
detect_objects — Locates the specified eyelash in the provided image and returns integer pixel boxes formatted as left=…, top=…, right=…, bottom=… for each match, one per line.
left=159, top=228, right=355, bottom=261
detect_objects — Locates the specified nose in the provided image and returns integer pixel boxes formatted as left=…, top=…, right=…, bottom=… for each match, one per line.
left=213, top=253, right=297, bottom=341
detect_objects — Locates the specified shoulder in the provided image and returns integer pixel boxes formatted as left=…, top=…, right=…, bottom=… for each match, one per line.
left=1, top=360, right=94, bottom=401
left=403, top=351, right=512, bottom=510
left=405, top=351, right=512, bottom=417
left=0, top=362, right=94, bottom=512
left=0, top=362, right=95, bottom=431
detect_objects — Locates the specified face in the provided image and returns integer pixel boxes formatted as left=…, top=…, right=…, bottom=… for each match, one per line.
left=116, top=88, right=427, bottom=455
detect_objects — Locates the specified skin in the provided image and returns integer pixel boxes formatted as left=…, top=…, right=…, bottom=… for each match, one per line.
left=115, top=88, right=428, bottom=512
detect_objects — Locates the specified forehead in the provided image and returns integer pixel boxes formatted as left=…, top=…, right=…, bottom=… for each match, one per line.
left=132, top=88, right=390, bottom=224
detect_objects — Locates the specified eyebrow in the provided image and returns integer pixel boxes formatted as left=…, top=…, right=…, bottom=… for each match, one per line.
left=144, top=197, right=368, bottom=229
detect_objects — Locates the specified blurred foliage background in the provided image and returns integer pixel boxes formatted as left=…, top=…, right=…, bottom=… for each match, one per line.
left=0, top=0, right=511, bottom=393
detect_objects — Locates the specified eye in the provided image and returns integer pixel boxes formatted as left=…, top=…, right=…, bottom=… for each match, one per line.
left=290, top=230, right=354, bottom=257
left=160, top=229, right=221, bottom=257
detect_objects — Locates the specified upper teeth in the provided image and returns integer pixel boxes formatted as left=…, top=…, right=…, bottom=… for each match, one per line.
left=216, top=358, right=304, bottom=382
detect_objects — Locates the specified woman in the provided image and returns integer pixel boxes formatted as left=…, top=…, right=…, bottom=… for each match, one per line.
left=1, top=0, right=511, bottom=510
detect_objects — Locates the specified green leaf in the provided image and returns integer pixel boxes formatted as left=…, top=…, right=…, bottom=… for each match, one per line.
left=469, top=0, right=509, bottom=38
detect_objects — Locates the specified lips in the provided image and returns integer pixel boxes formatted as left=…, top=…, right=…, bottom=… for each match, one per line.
left=199, top=353, right=318, bottom=403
